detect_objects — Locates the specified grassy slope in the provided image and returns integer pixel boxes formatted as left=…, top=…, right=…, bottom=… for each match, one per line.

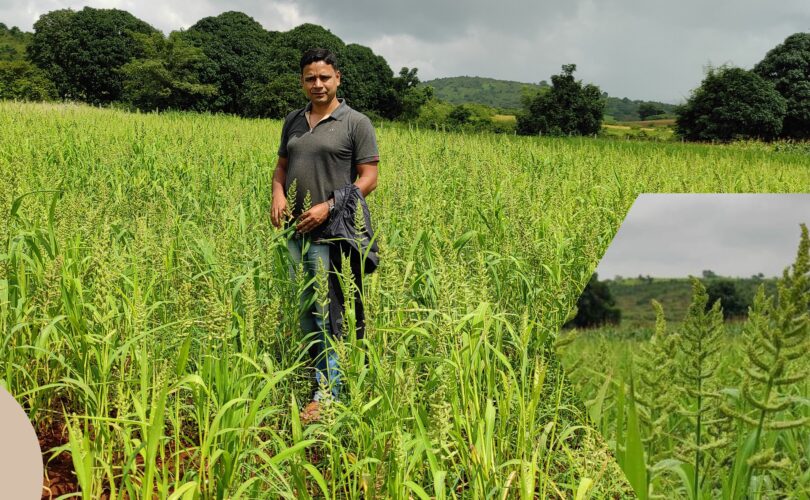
left=606, top=277, right=778, bottom=327
left=421, top=76, right=678, bottom=120
left=0, top=24, right=31, bottom=62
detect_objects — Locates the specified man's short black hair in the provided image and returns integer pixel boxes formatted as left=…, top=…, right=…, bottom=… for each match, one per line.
left=300, top=48, right=339, bottom=73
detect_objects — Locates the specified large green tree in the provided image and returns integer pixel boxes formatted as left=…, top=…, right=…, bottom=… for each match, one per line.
left=675, top=66, right=786, bottom=142
left=340, top=43, right=397, bottom=115
left=27, top=9, right=79, bottom=98
left=638, top=102, right=665, bottom=120
left=704, top=279, right=750, bottom=320
left=565, top=273, right=621, bottom=328
left=516, top=64, right=604, bottom=136
left=754, top=32, right=810, bottom=139
left=121, top=31, right=218, bottom=112
left=181, top=11, right=276, bottom=113
left=29, top=8, right=158, bottom=103
left=276, top=23, right=345, bottom=60
left=386, top=67, right=433, bottom=120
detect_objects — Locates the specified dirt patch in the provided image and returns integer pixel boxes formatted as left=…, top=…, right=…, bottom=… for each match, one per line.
left=38, top=421, right=78, bottom=499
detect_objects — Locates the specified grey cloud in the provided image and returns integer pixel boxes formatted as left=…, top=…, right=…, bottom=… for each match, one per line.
left=2, top=0, right=808, bottom=102
left=596, top=194, right=810, bottom=278
left=296, top=0, right=581, bottom=43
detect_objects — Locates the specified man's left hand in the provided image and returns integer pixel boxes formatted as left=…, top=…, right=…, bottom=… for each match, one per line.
left=296, top=202, right=330, bottom=233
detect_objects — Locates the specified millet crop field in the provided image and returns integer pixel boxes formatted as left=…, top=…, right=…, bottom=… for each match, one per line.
left=558, top=228, right=810, bottom=499
left=1, top=102, right=809, bottom=499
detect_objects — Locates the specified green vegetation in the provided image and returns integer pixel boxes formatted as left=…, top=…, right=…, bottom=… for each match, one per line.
left=28, top=8, right=160, bottom=104
left=0, top=60, right=55, bottom=101
left=676, top=66, right=786, bottom=142
left=0, top=22, right=32, bottom=61
left=705, top=279, right=750, bottom=319
left=3, top=9, right=808, bottom=144
left=413, top=100, right=516, bottom=133
left=3, top=102, right=810, bottom=497
left=0, top=24, right=54, bottom=102
left=423, top=76, right=678, bottom=122
left=754, top=33, right=810, bottom=139
left=517, top=64, right=604, bottom=137
left=638, top=103, right=667, bottom=121
left=601, top=276, right=777, bottom=328
left=601, top=120, right=676, bottom=141
left=421, top=76, right=547, bottom=111
left=21, top=9, right=418, bottom=120
left=565, top=273, right=621, bottom=328
left=178, top=11, right=280, bottom=114
left=559, top=227, right=810, bottom=498
left=120, top=31, right=218, bottom=112
left=605, top=98, right=678, bottom=122
left=676, top=31, right=810, bottom=142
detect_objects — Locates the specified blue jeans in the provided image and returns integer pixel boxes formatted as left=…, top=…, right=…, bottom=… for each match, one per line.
left=287, top=235, right=341, bottom=401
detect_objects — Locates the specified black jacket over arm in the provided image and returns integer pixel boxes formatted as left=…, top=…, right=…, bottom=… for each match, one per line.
left=317, top=184, right=379, bottom=340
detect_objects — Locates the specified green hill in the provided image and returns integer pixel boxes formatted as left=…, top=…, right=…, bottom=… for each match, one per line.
left=422, top=76, right=547, bottom=111
left=0, top=23, right=32, bottom=62
left=606, top=276, right=777, bottom=327
left=421, top=75, right=678, bottom=121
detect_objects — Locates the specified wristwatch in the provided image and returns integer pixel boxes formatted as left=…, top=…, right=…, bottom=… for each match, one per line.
left=327, top=198, right=335, bottom=214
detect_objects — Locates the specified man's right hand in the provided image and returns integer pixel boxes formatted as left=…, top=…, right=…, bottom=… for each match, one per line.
left=271, top=195, right=287, bottom=228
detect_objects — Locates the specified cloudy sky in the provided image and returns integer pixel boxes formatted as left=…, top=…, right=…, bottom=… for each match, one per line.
left=595, top=195, right=810, bottom=279
left=2, top=1, right=808, bottom=103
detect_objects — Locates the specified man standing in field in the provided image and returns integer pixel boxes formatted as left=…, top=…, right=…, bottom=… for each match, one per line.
left=270, top=48, right=379, bottom=423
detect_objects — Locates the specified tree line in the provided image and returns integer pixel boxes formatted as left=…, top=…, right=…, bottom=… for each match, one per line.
left=676, top=34, right=810, bottom=141
left=515, top=33, right=810, bottom=141
left=1, top=10, right=808, bottom=142
left=567, top=271, right=777, bottom=330
left=0, top=8, right=430, bottom=120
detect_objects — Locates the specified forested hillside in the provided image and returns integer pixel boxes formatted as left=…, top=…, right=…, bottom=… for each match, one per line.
left=423, top=75, right=678, bottom=120
left=0, top=23, right=31, bottom=61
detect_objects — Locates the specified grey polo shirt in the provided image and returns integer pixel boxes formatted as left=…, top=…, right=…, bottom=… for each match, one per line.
left=278, top=98, right=379, bottom=217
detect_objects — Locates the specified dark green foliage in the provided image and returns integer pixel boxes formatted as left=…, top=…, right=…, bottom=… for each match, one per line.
left=605, top=96, right=677, bottom=122
left=340, top=44, right=397, bottom=114
left=243, top=74, right=306, bottom=119
left=675, top=67, right=786, bottom=142
left=0, top=60, right=56, bottom=100
left=181, top=11, right=276, bottom=113
left=0, top=23, right=33, bottom=62
left=414, top=99, right=515, bottom=133
left=388, top=67, right=433, bottom=121
left=23, top=9, right=418, bottom=120
left=705, top=279, right=751, bottom=320
left=566, top=273, right=621, bottom=328
left=448, top=104, right=473, bottom=126
left=28, top=7, right=159, bottom=103
left=637, top=103, right=666, bottom=121
left=121, top=32, right=218, bottom=112
left=27, top=9, right=74, bottom=96
left=277, top=23, right=345, bottom=60
left=516, top=64, right=604, bottom=136
left=754, top=33, right=810, bottom=139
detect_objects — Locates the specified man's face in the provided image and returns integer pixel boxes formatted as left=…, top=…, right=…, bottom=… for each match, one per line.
left=301, top=61, right=340, bottom=107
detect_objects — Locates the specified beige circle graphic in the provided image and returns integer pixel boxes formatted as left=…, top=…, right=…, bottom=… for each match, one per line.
left=0, top=386, right=43, bottom=499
